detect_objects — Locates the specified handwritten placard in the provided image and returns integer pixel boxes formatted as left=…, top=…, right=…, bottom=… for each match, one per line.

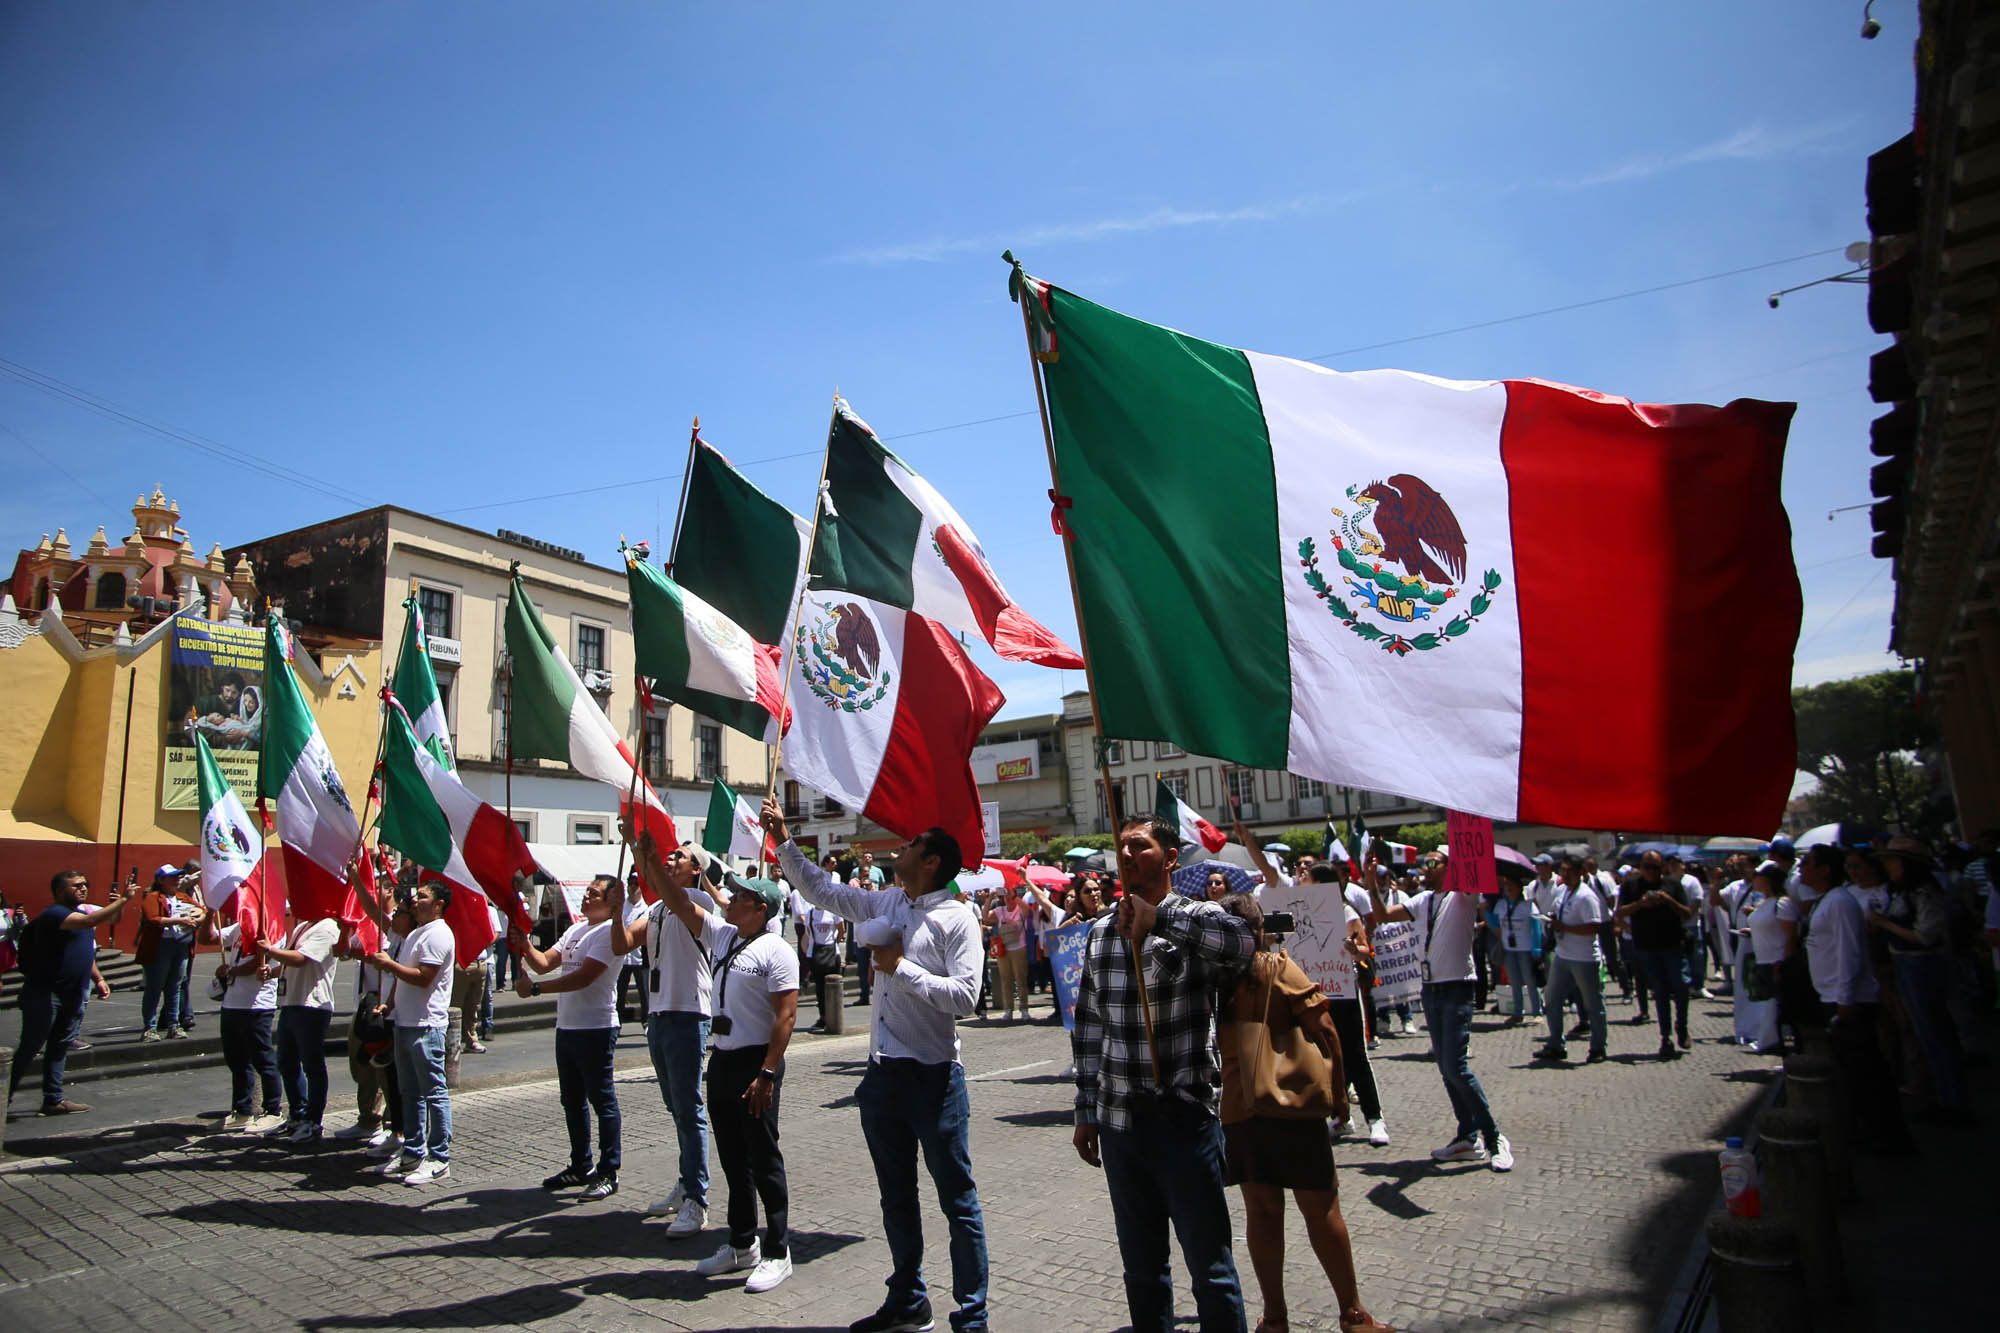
left=1444, top=811, right=1496, bottom=896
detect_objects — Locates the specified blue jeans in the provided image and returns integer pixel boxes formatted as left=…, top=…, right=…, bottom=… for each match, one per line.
left=276, top=1006, right=333, bottom=1124
left=556, top=1027, right=621, bottom=1174
left=1541, top=958, right=1607, bottom=1055
left=479, top=953, right=496, bottom=1039
left=1635, top=947, right=1690, bottom=1041
left=645, top=1011, right=710, bottom=1206
left=220, top=1008, right=280, bottom=1116
left=1099, top=1098, right=1246, bottom=1333
left=857, top=1060, right=989, bottom=1331
left=10, top=980, right=86, bottom=1106
left=1503, top=949, right=1542, bottom=1017
left=142, top=936, right=193, bottom=1032
left=1421, top=980, right=1498, bottom=1147
left=394, top=1024, right=451, bottom=1161
left=1893, top=951, right=1967, bottom=1111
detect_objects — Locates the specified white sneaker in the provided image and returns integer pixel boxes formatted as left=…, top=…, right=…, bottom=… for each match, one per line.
left=224, top=1112, right=253, bottom=1130
left=1489, top=1134, right=1514, bottom=1172
left=365, top=1128, right=397, bottom=1149
left=1368, top=1119, right=1390, bottom=1147
left=377, top=1153, right=418, bottom=1177
left=333, top=1122, right=377, bottom=1140
left=246, top=1113, right=287, bottom=1134
left=402, top=1159, right=451, bottom=1187
left=649, top=1183, right=687, bottom=1215
left=744, top=1252, right=792, bottom=1293
left=696, top=1239, right=760, bottom=1276
left=667, top=1200, right=707, bottom=1238
left=1431, top=1135, right=1488, bottom=1163
left=367, top=1133, right=406, bottom=1158
left=1330, top=1117, right=1351, bottom=1140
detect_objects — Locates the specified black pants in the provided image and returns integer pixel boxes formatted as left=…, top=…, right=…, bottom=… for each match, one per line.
left=707, top=1044, right=788, bottom=1257
left=220, top=1009, right=281, bottom=1116
left=1356, top=959, right=1378, bottom=1041
left=1327, top=998, right=1381, bottom=1121
left=617, top=964, right=646, bottom=1024
left=1827, top=1002, right=1907, bottom=1141
left=1472, top=936, right=1491, bottom=1008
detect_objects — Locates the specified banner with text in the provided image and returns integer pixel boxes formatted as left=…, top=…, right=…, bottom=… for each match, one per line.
left=1259, top=879, right=1357, bottom=1001
left=1371, top=918, right=1423, bottom=1005
left=1444, top=811, right=1496, bottom=896
left=1046, top=919, right=1092, bottom=1031
left=162, top=614, right=266, bottom=811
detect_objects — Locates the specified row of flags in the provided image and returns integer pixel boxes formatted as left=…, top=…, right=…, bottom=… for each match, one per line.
left=191, top=262, right=1804, bottom=942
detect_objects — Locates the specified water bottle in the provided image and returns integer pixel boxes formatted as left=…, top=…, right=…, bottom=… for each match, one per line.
left=1718, top=1136, right=1761, bottom=1218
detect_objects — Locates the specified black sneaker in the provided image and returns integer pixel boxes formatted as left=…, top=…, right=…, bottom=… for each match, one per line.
left=1676, top=1030, right=1691, bottom=1051
left=1532, top=1045, right=1566, bottom=1063
left=579, top=1172, right=619, bottom=1202
left=542, top=1166, right=591, bottom=1191
left=1585, top=1050, right=1608, bottom=1064
left=1566, top=1023, right=1588, bottom=1039
left=849, top=1301, right=936, bottom=1333
left=1658, top=1040, right=1680, bottom=1061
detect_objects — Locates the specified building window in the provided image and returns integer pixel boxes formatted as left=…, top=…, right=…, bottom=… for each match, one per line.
left=1225, top=767, right=1258, bottom=813
left=816, top=793, right=844, bottom=817
left=1102, top=739, right=1123, bottom=764
left=572, top=821, right=606, bottom=845
left=1163, top=770, right=1190, bottom=803
left=697, top=721, right=722, bottom=781
left=1129, top=740, right=1148, bottom=762
left=1295, top=776, right=1324, bottom=800
left=32, top=577, right=49, bottom=611
left=417, top=585, right=454, bottom=640
left=94, top=572, right=126, bottom=610
left=784, top=780, right=804, bottom=819
left=432, top=665, right=458, bottom=752
left=512, top=818, right=534, bottom=843
left=1158, top=742, right=1186, bottom=759
left=576, top=623, right=606, bottom=672
left=643, top=714, right=667, bottom=781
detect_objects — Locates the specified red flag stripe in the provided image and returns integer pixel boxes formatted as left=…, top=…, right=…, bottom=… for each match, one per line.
left=935, top=523, right=1085, bottom=669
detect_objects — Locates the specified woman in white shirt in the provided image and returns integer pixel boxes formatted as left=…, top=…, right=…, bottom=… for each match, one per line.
left=513, top=874, right=623, bottom=1199
left=1737, top=864, right=1789, bottom=1054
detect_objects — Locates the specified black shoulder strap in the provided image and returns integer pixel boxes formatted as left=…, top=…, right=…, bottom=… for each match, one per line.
left=712, top=932, right=757, bottom=1011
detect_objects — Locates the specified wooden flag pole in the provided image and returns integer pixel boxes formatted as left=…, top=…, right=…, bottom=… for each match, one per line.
left=1008, top=258, right=1160, bottom=1086
left=615, top=535, right=646, bottom=879
left=763, top=396, right=839, bottom=795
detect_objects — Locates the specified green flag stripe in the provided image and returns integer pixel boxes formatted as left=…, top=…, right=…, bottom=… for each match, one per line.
left=378, top=709, right=456, bottom=870
left=258, top=619, right=316, bottom=798
left=815, top=409, right=921, bottom=607
left=674, top=443, right=804, bottom=646
left=196, top=730, right=234, bottom=816
left=393, top=598, right=441, bottom=718
left=1042, top=287, right=1291, bottom=767
left=702, top=778, right=738, bottom=856
left=503, top=571, right=580, bottom=763
left=626, top=557, right=695, bottom=691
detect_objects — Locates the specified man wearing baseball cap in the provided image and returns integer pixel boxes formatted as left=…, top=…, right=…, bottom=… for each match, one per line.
left=762, top=793, right=989, bottom=1333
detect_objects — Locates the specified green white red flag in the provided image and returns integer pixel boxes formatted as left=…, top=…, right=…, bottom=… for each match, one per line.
left=703, top=777, right=771, bottom=862
left=1016, top=267, right=1800, bottom=833
left=195, top=730, right=261, bottom=909
left=255, top=616, right=360, bottom=924
left=625, top=551, right=786, bottom=743
left=392, top=594, right=454, bottom=768
left=503, top=568, right=678, bottom=851
left=815, top=399, right=1082, bottom=668
left=1155, top=777, right=1226, bottom=853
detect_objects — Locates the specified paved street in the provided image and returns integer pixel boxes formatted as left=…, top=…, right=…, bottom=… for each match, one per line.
left=0, top=990, right=1769, bottom=1333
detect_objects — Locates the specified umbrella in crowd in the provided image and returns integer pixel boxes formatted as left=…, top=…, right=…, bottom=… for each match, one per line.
left=1794, top=822, right=1844, bottom=849
left=1171, top=860, right=1260, bottom=898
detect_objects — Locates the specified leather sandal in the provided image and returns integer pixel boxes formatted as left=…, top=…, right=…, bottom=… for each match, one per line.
left=1340, top=1309, right=1395, bottom=1333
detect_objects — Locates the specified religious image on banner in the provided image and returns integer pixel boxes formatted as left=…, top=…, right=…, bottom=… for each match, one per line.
left=162, top=613, right=266, bottom=811
left=1045, top=920, right=1092, bottom=1031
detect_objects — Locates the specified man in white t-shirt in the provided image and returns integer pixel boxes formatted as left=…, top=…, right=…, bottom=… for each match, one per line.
left=1369, top=850, right=1514, bottom=1172
left=513, top=874, right=623, bottom=1201
left=367, top=879, right=457, bottom=1186
left=1533, top=858, right=1608, bottom=1064
left=633, top=829, right=798, bottom=1296
left=608, top=847, right=721, bottom=1237
left=213, top=917, right=284, bottom=1131
left=261, top=912, right=341, bottom=1144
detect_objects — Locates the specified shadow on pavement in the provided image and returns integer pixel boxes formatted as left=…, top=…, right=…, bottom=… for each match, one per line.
left=992, top=1108, right=1073, bottom=1129
left=294, top=1268, right=845, bottom=1330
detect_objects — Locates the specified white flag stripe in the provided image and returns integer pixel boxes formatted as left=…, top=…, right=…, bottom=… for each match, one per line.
left=779, top=590, right=907, bottom=810
left=1254, top=354, right=1525, bottom=821
left=277, top=731, right=361, bottom=878
left=199, top=793, right=260, bottom=909
left=882, top=452, right=999, bottom=635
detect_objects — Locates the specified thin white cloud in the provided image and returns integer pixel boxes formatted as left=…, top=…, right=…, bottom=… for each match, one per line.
left=1559, top=120, right=1856, bottom=189
left=831, top=196, right=1323, bottom=266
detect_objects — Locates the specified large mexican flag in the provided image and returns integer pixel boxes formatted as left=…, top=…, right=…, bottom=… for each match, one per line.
left=256, top=618, right=360, bottom=922
left=1018, top=273, right=1801, bottom=832
left=626, top=552, right=786, bottom=742
left=504, top=569, right=677, bottom=850
left=816, top=400, right=1082, bottom=668
left=377, top=701, right=533, bottom=959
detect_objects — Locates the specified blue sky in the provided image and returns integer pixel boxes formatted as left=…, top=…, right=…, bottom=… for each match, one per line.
left=2, top=2, right=1912, bottom=722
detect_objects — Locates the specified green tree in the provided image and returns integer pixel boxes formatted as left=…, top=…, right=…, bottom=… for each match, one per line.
left=998, top=831, right=1045, bottom=859
left=1391, top=821, right=1449, bottom=852
left=1793, top=670, right=1939, bottom=836
left=1060, top=833, right=1119, bottom=854
left=1270, top=826, right=1327, bottom=858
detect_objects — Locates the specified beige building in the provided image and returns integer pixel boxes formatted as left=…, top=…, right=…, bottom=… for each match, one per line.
left=232, top=506, right=771, bottom=847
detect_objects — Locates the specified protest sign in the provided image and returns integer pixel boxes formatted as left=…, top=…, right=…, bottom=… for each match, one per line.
left=1444, top=811, right=1496, bottom=896
left=1046, top=919, right=1092, bottom=1031
left=1258, top=879, right=1356, bottom=1001
left=1371, top=918, right=1423, bottom=1005
left=162, top=614, right=265, bottom=811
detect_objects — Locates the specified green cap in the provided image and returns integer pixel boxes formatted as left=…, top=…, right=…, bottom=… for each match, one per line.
left=729, top=876, right=788, bottom=921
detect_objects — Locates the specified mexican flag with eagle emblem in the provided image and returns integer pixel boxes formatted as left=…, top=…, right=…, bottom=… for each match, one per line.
left=256, top=616, right=361, bottom=923
left=194, top=730, right=262, bottom=910
left=1013, top=266, right=1801, bottom=833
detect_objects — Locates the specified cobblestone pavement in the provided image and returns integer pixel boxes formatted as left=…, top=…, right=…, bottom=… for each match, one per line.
left=0, top=989, right=1772, bottom=1333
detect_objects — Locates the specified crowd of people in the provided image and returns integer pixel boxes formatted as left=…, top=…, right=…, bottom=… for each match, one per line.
left=4, top=818, right=1995, bottom=1333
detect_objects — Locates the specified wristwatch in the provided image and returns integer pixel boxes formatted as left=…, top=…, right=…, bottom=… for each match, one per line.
left=531, top=981, right=542, bottom=996
left=756, top=1068, right=777, bottom=1083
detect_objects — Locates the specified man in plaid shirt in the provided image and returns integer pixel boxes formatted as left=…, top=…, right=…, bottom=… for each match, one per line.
left=1072, top=814, right=1256, bottom=1333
